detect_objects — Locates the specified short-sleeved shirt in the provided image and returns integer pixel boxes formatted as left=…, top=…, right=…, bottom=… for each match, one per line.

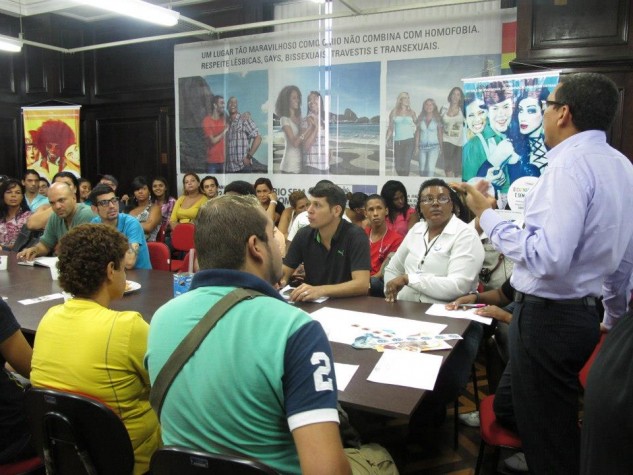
left=145, top=269, right=339, bottom=474
left=364, top=227, right=404, bottom=275
left=202, top=115, right=226, bottom=164
left=39, top=203, right=95, bottom=250
left=226, top=113, right=260, bottom=172
left=284, top=219, right=370, bottom=286
left=0, top=301, right=29, bottom=453
left=26, top=193, right=48, bottom=211
left=91, top=213, right=151, bottom=269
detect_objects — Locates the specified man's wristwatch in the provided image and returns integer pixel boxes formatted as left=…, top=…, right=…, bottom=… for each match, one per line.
left=246, top=153, right=253, bottom=160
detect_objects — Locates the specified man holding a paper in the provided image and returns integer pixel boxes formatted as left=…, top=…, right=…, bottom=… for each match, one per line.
left=281, top=181, right=370, bottom=302
left=453, top=73, right=633, bottom=475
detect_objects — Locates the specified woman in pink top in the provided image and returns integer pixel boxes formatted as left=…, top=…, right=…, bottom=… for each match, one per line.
left=380, top=180, right=418, bottom=237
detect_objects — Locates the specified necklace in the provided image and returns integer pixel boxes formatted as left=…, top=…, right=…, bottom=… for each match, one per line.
left=420, top=228, right=441, bottom=267
left=369, top=228, right=387, bottom=255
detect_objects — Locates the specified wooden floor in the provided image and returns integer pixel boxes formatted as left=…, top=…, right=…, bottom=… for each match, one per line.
left=347, top=360, right=520, bottom=475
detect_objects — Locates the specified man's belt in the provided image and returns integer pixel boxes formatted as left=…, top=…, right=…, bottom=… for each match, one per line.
left=514, top=291, right=596, bottom=307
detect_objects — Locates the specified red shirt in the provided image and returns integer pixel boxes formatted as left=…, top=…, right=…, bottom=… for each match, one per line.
left=364, top=227, right=404, bottom=275
left=202, top=115, right=226, bottom=164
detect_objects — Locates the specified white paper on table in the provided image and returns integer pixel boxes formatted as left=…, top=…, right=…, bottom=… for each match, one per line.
left=425, top=304, right=493, bottom=325
left=367, top=350, right=443, bottom=390
left=310, top=307, right=447, bottom=345
left=18, top=293, right=64, bottom=305
left=333, top=363, right=358, bottom=391
left=17, top=256, right=58, bottom=268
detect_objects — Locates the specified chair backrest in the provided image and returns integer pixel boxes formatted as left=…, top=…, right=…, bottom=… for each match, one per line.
left=579, top=333, right=607, bottom=389
left=150, top=446, right=279, bottom=475
left=155, top=222, right=168, bottom=243
left=25, top=388, right=135, bottom=475
left=171, top=223, right=196, bottom=252
left=147, top=242, right=171, bottom=271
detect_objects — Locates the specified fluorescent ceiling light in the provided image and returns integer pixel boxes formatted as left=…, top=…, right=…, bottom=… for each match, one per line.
left=73, top=0, right=180, bottom=27
left=0, top=34, right=22, bottom=53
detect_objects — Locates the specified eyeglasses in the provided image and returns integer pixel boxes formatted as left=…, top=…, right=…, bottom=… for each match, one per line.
left=420, top=195, right=451, bottom=206
left=96, top=197, right=119, bottom=207
left=541, top=99, right=566, bottom=111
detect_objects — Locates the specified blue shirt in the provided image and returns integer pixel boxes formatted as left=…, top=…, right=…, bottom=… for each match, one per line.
left=26, top=193, right=48, bottom=211
left=91, top=213, right=152, bottom=270
left=480, top=130, right=633, bottom=328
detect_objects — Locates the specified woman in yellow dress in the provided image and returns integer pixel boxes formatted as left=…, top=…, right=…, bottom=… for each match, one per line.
left=30, top=224, right=161, bottom=475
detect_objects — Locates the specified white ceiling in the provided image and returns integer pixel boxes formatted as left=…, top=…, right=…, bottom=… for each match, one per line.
left=0, top=0, right=487, bottom=53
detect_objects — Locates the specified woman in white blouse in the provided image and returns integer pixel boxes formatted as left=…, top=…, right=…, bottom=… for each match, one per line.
left=385, top=178, right=484, bottom=303
left=384, top=178, right=485, bottom=433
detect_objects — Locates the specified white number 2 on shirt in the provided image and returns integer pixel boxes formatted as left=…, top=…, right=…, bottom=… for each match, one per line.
left=311, top=352, right=334, bottom=391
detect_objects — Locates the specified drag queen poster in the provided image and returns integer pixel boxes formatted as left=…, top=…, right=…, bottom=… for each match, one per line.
left=462, top=71, right=559, bottom=209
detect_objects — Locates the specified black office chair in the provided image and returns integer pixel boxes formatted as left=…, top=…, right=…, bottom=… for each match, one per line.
left=150, top=446, right=279, bottom=475
left=25, top=387, right=135, bottom=475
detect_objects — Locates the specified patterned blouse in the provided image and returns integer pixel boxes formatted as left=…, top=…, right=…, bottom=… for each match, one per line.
left=0, top=211, right=32, bottom=250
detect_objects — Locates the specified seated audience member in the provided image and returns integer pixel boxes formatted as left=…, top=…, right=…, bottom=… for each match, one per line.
left=281, top=182, right=370, bottom=302
left=384, top=178, right=484, bottom=303
left=254, top=177, right=284, bottom=225
left=90, top=184, right=151, bottom=269
left=364, top=194, right=403, bottom=298
left=278, top=190, right=309, bottom=238
left=151, top=176, right=176, bottom=227
left=384, top=178, right=485, bottom=433
left=200, top=175, right=219, bottom=200
left=78, top=178, right=92, bottom=203
left=170, top=173, right=206, bottom=228
left=225, top=180, right=285, bottom=256
left=286, top=180, right=352, bottom=243
left=22, top=170, right=47, bottom=211
left=126, top=176, right=161, bottom=242
left=38, top=177, right=49, bottom=197
left=147, top=194, right=388, bottom=475
left=0, top=179, right=32, bottom=251
left=26, top=171, right=80, bottom=231
left=0, top=300, right=35, bottom=464
left=380, top=180, right=418, bottom=237
left=345, top=192, right=369, bottom=228
left=30, top=224, right=161, bottom=475
left=17, top=182, right=94, bottom=261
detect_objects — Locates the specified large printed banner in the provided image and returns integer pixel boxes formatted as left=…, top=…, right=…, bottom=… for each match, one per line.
left=175, top=1, right=511, bottom=202
left=462, top=71, right=560, bottom=210
left=22, top=106, right=82, bottom=181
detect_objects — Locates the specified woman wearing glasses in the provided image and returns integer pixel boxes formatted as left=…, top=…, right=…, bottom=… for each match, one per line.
left=384, top=178, right=483, bottom=303
left=384, top=178, right=485, bottom=433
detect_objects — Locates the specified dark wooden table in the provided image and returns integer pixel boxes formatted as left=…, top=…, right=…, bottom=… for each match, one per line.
left=3, top=251, right=472, bottom=418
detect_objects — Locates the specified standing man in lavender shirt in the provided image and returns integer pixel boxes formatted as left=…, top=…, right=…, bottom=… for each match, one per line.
left=225, top=97, right=262, bottom=173
left=454, top=73, right=633, bottom=475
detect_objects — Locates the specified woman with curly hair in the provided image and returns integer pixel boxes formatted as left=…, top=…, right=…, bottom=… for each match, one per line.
left=126, top=176, right=162, bottom=241
left=30, top=224, right=161, bottom=475
left=0, top=179, right=32, bottom=251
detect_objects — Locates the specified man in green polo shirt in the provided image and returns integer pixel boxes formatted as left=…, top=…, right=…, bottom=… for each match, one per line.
left=16, top=182, right=94, bottom=261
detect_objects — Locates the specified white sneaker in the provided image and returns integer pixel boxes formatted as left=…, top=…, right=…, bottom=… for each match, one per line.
left=457, top=411, right=480, bottom=427
left=504, top=452, right=529, bottom=472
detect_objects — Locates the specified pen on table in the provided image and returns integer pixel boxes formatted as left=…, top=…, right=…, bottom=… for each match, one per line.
left=459, top=303, right=486, bottom=308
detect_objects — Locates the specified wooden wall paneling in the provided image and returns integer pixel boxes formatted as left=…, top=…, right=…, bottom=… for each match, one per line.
left=513, top=0, right=633, bottom=69
left=0, top=112, right=20, bottom=177
left=93, top=106, right=165, bottom=195
left=22, top=17, right=57, bottom=96
left=91, top=19, right=178, bottom=103
left=0, top=17, right=20, bottom=103
left=58, top=25, right=86, bottom=98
